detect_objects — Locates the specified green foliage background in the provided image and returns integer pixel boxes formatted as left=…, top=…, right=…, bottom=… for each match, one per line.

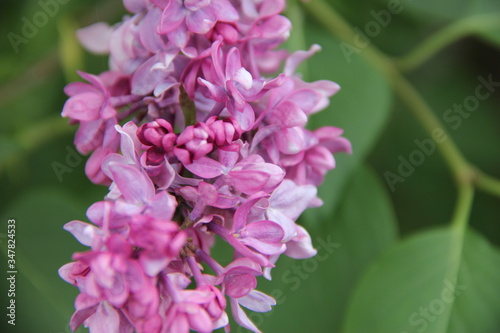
left=0, top=0, right=499, bottom=332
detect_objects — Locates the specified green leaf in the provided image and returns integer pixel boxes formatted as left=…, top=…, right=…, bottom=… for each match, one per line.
left=303, top=22, right=393, bottom=218
left=252, top=165, right=398, bottom=333
left=342, top=228, right=500, bottom=333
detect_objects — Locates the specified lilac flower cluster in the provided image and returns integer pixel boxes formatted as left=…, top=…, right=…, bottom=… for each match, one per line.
left=59, top=0, right=351, bottom=332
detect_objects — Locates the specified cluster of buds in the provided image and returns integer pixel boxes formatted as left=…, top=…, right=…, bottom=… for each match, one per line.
left=59, top=0, right=351, bottom=332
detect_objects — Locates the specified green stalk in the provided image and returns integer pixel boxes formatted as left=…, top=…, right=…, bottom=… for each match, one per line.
left=301, top=0, right=483, bottom=227
left=396, top=13, right=500, bottom=72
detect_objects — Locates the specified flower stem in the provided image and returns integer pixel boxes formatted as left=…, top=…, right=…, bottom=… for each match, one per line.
left=451, top=184, right=474, bottom=232
left=301, top=0, right=485, bottom=227
left=396, top=13, right=500, bottom=72
left=475, top=170, right=500, bottom=198
left=389, top=73, right=472, bottom=185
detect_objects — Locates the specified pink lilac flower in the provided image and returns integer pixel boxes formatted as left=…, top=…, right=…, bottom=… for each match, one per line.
left=60, top=0, right=351, bottom=332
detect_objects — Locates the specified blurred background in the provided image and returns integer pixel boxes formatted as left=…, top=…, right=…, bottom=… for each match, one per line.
left=1, top=0, right=499, bottom=332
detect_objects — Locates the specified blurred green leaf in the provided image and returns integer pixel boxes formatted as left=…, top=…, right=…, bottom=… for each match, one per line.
left=0, top=136, right=21, bottom=165
left=58, top=16, right=85, bottom=83
left=404, top=0, right=473, bottom=21
left=342, top=228, right=500, bottom=333
left=0, top=188, right=88, bottom=333
left=251, top=165, right=398, bottom=332
left=471, top=2, right=500, bottom=46
left=304, top=22, right=393, bottom=219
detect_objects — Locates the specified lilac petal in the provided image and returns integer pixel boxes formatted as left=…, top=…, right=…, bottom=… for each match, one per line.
left=64, top=82, right=96, bottom=96
left=131, top=55, right=164, bottom=96
left=78, top=71, right=106, bottom=92
left=184, top=157, right=225, bottom=178
left=269, top=100, right=307, bottom=127
left=225, top=257, right=262, bottom=273
left=169, top=272, right=193, bottom=289
left=259, top=0, right=285, bottom=18
left=198, top=78, right=227, bottom=102
left=199, top=181, right=219, bottom=205
left=85, top=302, right=123, bottom=333
left=168, top=25, right=190, bottom=48
left=139, top=7, right=166, bottom=52
left=123, top=0, right=147, bottom=13
left=242, top=220, right=284, bottom=243
left=262, top=255, right=280, bottom=280
left=154, top=78, right=178, bottom=97
left=284, top=44, right=321, bottom=76
left=250, top=125, right=280, bottom=153
left=238, top=162, right=285, bottom=194
left=58, top=262, right=76, bottom=284
left=109, top=163, right=154, bottom=205
left=225, top=273, right=257, bottom=298
left=307, top=146, right=336, bottom=171
left=225, top=48, right=242, bottom=80
left=213, top=311, right=229, bottom=330
left=170, top=313, right=190, bottom=333
left=64, top=221, right=100, bottom=246
left=226, top=81, right=246, bottom=110
left=232, top=195, right=266, bottom=232
left=179, top=186, right=199, bottom=202
left=62, top=92, right=104, bottom=121
left=265, top=209, right=297, bottom=242
left=86, top=147, right=114, bottom=185
left=270, top=179, right=318, bottom=220
left=115, top=200, right=143, bottom=217
left=146, top=158, right=176, bottom=190
left=217, top=149, right=239, bottom=169
left=158, top=0, right=186, bottom=34
left=100, top=103, right=117, bottom=120
left=239, top=221, right=285, bottom=255
left=75, top=119, right=106, bottom=154
left=211, top=0, right=239, bottom=22
left=238, top=290, right=276, bottom=312
left=240, top=237, right=285, bottom=255
left=233, top=68, right=253, bottom=90
left=185, top=304, right=213, bottom=332
left=258, top=15, right=291, bottom=40
left=182, top=289, right=214, bottom=303
left=213, top=192, right=240, bottom=209
left=77, top=22, right=113, bottom=54
left=186, top=8, right=217, bottom=34
left=115, top=123, right=139, bottom=163
left=146, top=191, right=177, bottom=220
left=230, top=298, right=262, bottom=333
left=287, top=88, right=323, bottom=115
left=328, top=136, right=352, bottom=154
left=285, top=225, right=318, bottom=259
left=231, top=102, right=255, bottom=131
left=70, top=304, right=99, bottom=331
left=224, top=235, right=273, bottom=267
left=276, top=127, right=305, bottom=155
left=229, top=170, right=270, bottom=195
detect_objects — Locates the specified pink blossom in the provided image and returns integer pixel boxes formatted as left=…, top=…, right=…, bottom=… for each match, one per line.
left=60, top=0, right=351, bottom=332
left=157, top=0, right=239, bottom=49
